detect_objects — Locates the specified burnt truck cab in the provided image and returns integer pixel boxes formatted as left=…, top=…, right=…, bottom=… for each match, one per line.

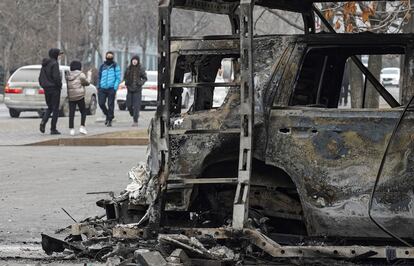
left=143, top=0, right=414, bottom=244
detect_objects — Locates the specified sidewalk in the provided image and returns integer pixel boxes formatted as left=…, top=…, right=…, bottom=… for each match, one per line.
left=0, top=103, right=154, bottom=146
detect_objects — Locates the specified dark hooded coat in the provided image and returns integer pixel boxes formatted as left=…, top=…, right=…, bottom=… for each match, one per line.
left=39, top=48, right=62, bottom=91
left=124, top=55, right=147, bottom=93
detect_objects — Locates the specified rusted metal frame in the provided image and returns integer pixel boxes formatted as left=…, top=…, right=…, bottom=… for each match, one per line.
left=155, top=0, right=172, bottom=232
left=171, top=82, right=239, bottom=88
left=256, top=245, right=414, bottom=259
left=233, top=0, right=254, bottom=230
left=169, top=129, right=240, bottom=135
left=113, top=226, right=230, bottom=240
left=172, top=0, right=238, bottom=15
left=312, top=4, right=400, bottom=108
left=112, top=224, right=414, bottom=259
left=302, top=10, right=315, bottom=34
left=71, top=223, right=99, bottom=239
left=168, top=177, right=238, bottom=185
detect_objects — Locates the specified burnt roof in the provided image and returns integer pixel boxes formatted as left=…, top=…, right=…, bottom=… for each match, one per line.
left=172, top=0, right=399, bottom=13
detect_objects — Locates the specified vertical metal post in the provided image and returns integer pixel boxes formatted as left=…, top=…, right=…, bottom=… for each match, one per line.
left=233, top=0, right=254, bottom=230
left=158, top=0, right=171, bottom=177
left=150, top=0, right=172, bottom=234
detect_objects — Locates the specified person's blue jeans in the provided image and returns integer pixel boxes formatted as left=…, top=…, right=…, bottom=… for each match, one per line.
left=98, top=88, right=115, bottom=122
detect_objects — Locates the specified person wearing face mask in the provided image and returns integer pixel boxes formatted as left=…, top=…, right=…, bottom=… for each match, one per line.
left=38, top=48, right=64, bottom=135
left=98, top=51, right=121, bottom=127
left=124, top=55, right=147, bottom=127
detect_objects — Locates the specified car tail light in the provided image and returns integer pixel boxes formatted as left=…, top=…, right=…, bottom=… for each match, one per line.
left=39, top=88, right=45, bottom=94
left=4, top=84, right=22, bottom=94
left=149, top=85, right=157, bottom=90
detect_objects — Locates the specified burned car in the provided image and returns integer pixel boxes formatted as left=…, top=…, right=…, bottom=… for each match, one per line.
left=147, top=1, right=414, bottom=241
left=42, top=0, right=414, bottom=263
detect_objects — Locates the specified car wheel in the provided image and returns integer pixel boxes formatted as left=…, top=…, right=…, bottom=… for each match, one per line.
left=183, top=93, right=190, bottom=108
left=9, top=108, right=20, bottom=118
left=140, top=105, right=146, bottom=111
left=60, top=99, right=69, bottom=117
left=118, top=103, right=126, bottom=111
left=86, top=95, right=97, bottom=115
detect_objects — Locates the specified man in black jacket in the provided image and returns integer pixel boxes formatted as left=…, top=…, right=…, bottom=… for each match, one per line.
left=38, top=48, right=63, bottom=135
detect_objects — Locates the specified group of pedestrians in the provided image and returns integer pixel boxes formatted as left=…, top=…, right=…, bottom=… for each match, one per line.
left=38, top=48, right=148, bottom=135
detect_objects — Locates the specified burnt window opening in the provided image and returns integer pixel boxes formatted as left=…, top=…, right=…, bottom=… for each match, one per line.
left=290, top=46, right=404, bottom=109
left=171, top=55, right=238, bottom=115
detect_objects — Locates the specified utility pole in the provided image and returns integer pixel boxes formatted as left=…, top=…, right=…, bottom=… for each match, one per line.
left=102, top=0, right=109, bottom=58
left=57, top=0, right=62, bottom=65
left=57, top=0, right=62, bottom=50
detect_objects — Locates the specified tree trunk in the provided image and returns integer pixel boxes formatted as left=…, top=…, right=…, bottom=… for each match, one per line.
left=350, top=56, right=363, bottom=108
left=364, top=55, right=381, bottom=108
left=141, top=22, right=148, bottom=68
left=400, top=4, right=414, bottom=104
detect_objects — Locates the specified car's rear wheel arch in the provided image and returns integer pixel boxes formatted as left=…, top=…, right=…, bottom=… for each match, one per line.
left=189, top=158, right=309, bottom=235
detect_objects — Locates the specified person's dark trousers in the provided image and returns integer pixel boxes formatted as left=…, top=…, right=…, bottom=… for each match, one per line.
left=98, top=89, right=116, bottom=122
left=41, top=89, right=61, bottom=130
left=127, top=90, right=142, bottom=123
left=69, top=98, right=86, bottom=129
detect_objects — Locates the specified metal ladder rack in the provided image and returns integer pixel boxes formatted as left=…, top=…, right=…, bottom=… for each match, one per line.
left=157, top=0, right=255, bottom=231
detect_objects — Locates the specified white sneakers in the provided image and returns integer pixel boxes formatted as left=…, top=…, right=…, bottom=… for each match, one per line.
left=69, top=127, right=88, bottom=136
left=79, top=126, right=88, bottom=135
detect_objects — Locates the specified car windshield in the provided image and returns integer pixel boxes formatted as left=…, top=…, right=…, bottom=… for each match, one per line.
left=11, top=69, right=40, bottom=82
left=382, top=68, right=399, bottom=74
left=147, top=72, right=157, bottom=82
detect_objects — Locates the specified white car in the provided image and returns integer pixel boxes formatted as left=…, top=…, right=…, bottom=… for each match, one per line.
left=380, top=67, right=400, bottom=86
left=116, top=71, right=191, bottom=110
left=4, top=65, right=97, bottom=118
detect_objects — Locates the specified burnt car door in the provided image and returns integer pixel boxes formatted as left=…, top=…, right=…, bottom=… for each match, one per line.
left=265, top=34, right=414, bottom=239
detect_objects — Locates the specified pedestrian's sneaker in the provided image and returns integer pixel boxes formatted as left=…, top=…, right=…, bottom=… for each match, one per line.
left=69, top=129, right=75, bottom=136
left=79, top=126, right=88, bottom=135
left=50, top=129, right=61, bottom=135
left=105, top=120, right=109, bottom=126
left=132, top=122, right=138, bottom=127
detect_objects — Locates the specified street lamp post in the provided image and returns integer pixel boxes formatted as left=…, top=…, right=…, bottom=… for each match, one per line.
left=102, top=0, right=109, bottom=58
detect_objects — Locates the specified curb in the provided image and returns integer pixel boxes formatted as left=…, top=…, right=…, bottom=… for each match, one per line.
left=28, top=137, right=149, bottom=146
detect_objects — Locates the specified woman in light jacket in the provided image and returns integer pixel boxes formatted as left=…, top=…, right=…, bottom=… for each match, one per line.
left=65, top=61, right=91, bottom=136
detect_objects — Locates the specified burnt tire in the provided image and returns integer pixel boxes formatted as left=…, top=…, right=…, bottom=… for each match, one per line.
left=9, top=108, right=20, bottom=118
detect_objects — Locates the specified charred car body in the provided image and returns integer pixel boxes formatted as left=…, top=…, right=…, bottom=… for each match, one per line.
left=42, top=0, right=414, bottom=263
left=148, top=0, right=414, bottom=241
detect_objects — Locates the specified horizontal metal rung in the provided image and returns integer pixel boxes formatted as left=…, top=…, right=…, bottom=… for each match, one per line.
left=169, top=129, right=240, bottom=135
left=170, top=82, right=239, bottom=88
left=168, top=178, right=238, bottom=185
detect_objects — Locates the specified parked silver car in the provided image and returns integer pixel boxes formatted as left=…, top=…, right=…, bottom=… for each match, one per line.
left=116, top=71, right=191, bottom=110
left=4, top=65, right=97, bottom=118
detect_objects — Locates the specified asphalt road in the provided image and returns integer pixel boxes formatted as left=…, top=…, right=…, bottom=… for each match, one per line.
left=0, top=146, right=147, bottom=246
left=0, top=103, right=155, bottom=145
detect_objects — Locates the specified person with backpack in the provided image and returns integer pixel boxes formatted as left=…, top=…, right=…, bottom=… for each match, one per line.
left=98, top=51, right=121, bottom=127
left=65, top=61, right=91, bottom=136
left=124, top=55, right=147, bottom=127
left=38, top=48, right=64, bottom=135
